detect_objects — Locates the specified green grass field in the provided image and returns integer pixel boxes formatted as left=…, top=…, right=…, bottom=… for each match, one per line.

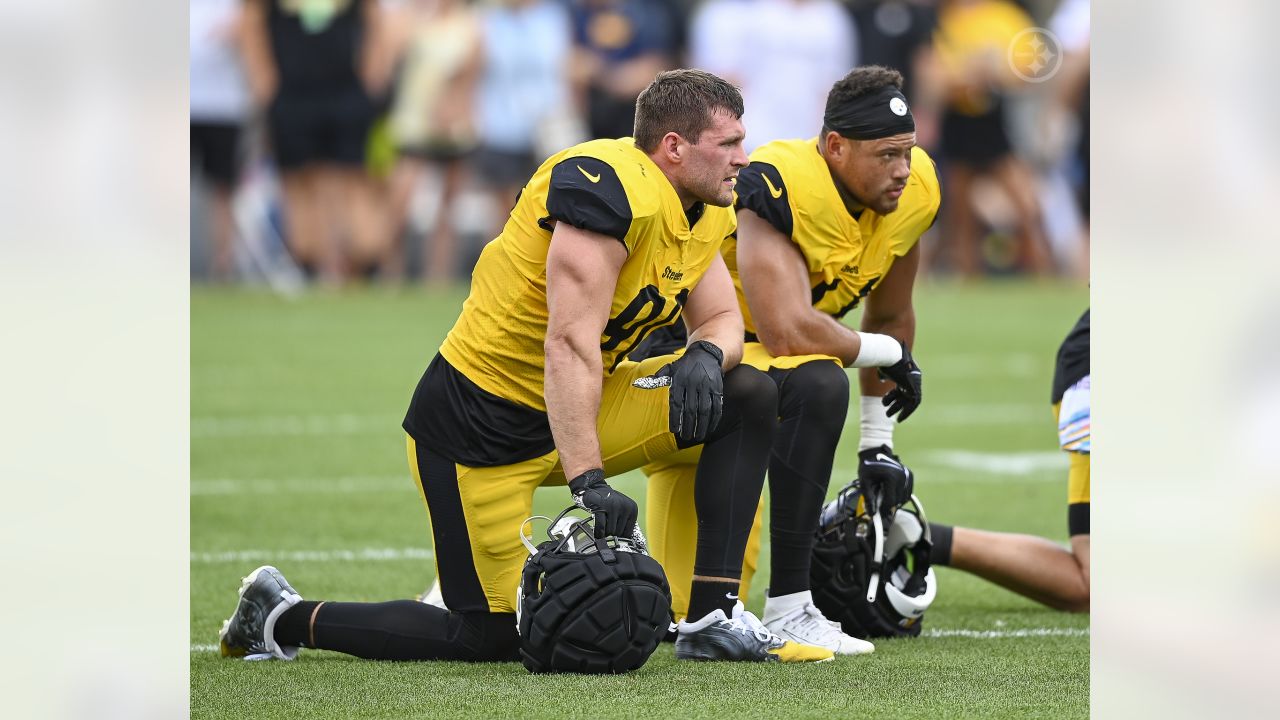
left=191, top=279, right=1089, bottom=719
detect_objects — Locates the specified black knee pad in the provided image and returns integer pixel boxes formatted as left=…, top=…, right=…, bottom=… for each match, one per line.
left=518, top=520, right=672, bottom=674
left=716, top=365, right=779, bottom=430
left=779, top=360, right=850, bottom=422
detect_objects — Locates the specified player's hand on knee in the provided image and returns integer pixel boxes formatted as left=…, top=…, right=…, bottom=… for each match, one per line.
left=569, top=468, right=638, bottom=539
left=878, top=341, right=923, bottom=422
left=857, top=445, right=915, bottom=510
left=634, top=340, right=724, bottom=444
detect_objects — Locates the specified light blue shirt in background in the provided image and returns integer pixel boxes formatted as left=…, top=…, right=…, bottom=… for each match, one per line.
left=476, top=0, right=573, bottom=153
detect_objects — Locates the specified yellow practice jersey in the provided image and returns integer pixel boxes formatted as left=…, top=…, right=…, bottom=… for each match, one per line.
left=727, top=139, right=941, bottom=338
left=439, top=138, right=735, bottom=413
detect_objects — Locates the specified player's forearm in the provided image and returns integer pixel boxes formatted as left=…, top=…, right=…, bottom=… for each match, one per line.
left=543, top=336, right=605, bottom=480
left=758, top=309, right=861, bottom=366
left=686, top=310, right=744, bottom=370
left=860, top=308, right=915, bottom=396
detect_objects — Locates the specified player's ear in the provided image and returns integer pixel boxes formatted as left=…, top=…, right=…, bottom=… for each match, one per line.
left=660, top=132, right=683, bottom=163
left=823, top=131, right=846, bottom=160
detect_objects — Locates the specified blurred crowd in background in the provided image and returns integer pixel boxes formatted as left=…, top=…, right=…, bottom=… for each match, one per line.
left=190, top=0, right=1089, bottom=287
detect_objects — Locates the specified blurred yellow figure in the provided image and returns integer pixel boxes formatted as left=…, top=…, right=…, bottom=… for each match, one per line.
left=923, top=0, right=1051, bottom=276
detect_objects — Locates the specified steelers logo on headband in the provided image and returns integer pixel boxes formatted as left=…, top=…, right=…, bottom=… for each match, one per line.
left=825, top=86, right=916, bottom=140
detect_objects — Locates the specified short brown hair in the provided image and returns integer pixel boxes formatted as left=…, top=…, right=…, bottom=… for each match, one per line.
left=823, top=65, right=905, bottom=133
left=633, top=69, right=744, bottom=152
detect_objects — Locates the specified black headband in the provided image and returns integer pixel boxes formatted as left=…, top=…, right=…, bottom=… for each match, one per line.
left=824, top=85, right=915, bottom=140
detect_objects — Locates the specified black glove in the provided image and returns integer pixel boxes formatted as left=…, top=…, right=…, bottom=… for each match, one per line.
left=878, top=341, right=923, bottom=422
left=636, top=340, right=725, bottom=444
left=857, top=445, right=915, bottom=511
left=569, top=468, right=638, bottom=539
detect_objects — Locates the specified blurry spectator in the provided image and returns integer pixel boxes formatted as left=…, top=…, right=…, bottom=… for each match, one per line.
left=844, top=0, right=939, bottom=165
left=844, top=0, right=938, bottom=110
left=383, top=0, right=483, bottom=283
left=240, top=0, right=386, bottom=283
left=1047, top=0, right=1088, bottom=222
left=690, top=0, right=854, bottom=151
left=472, top=0, right=577, bottom=238
left=1031, top=0, right=1089, bottom=280
left=568, top=0, right=678, bottom=139
left=190, top=0, right=250, bottom=282
left=920, top=0, right=1052, bottom=277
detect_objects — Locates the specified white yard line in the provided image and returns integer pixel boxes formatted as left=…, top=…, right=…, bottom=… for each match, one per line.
left=191, top=414, right=399, bottom=438
left=924, top=353, right=1042, bottom=379
left=191, top=548, right=433, bottom=563
left=191, top=627, right=1088, bottom=652
left=192, top=475, right=411, bottom=496
left=190, top=451, right=1064, bottom=500
left=923, top=628, right=1089, bottom=639
left=834, top=449, right=1066, bottom=482
left=839, top=403, right=1050, bottom=428
left=192, top=402, right=1051, bottom=441
left=917, top=450, right=1067, bottom=475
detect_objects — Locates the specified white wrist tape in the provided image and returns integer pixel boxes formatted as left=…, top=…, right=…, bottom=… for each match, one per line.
left=851, top=332, right=903, bottom=368
left=860, top=395, right=895, bottom=450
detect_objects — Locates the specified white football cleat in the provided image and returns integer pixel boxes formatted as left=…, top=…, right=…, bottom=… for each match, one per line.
left=763, top=590, right=875, bottom=656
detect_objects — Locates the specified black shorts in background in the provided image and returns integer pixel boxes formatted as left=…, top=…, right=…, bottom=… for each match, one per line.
left=267, top=90, right=374, bottom=170
left=191, top=121, right=243, bottom=189
left=471, top=146, right=538, bottom=190
left=940, top=106, right=1011, bottom=169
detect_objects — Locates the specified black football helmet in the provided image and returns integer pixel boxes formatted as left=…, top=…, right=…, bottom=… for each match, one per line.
left=516, top=506, right=672, bottom=674
left=810, top=481, right=938, bottom=639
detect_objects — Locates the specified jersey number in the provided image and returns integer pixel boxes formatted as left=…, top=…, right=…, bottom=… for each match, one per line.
left=601, top=285, right=689, bottom=371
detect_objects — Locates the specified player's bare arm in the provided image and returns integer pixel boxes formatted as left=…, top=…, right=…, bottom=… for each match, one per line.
left=544, top=221, right=628, bottom=481
left=859, top=241, right=919, bottom=399
left=682, top=253, right=745, bottom=370
left=736, top=207, right=864, bottom=365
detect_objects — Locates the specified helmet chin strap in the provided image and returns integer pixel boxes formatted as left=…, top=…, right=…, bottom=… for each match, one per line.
left=519, top=515, right=553, bottom=556
left=867, top=509, right=885, bottom=603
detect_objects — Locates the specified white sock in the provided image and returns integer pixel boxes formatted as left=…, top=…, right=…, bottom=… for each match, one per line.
left=762, top=589, right=813, bottom=625
left=859, top=396, right=895, bottom=450
left=850, top=332, right=903, bottom=368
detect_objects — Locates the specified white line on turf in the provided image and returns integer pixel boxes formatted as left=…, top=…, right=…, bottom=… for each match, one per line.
left=917, top=450, right=1067, bottom=475
left=190, top=451, right=1064, bottom=500
left=834, top=450, right=1066, bottom=481
left=845, top=403, right=1048, bottom=429
left=924, top=628, right=1089, bottom=638
left=192, top=548, right=433, bottom=563
left=924, top=353, right=1041, bottom=379
left=191, top=414, right=398, bottom=438
left=192, top=476, right=410, bottom=495
left=192, top=402, right=1051, bottom=440
left=190, top=627, right=1089, bottom=652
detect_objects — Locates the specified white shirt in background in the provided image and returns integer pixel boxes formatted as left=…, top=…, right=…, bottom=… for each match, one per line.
left=190, top=0, right=250, bottom=123
left=692, top=0, right=857, bottom=151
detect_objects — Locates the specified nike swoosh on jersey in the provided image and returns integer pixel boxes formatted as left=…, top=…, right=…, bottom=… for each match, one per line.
left=578, top=165, right=601, bottom=183
left=763, top=173, right=784, bottom=199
